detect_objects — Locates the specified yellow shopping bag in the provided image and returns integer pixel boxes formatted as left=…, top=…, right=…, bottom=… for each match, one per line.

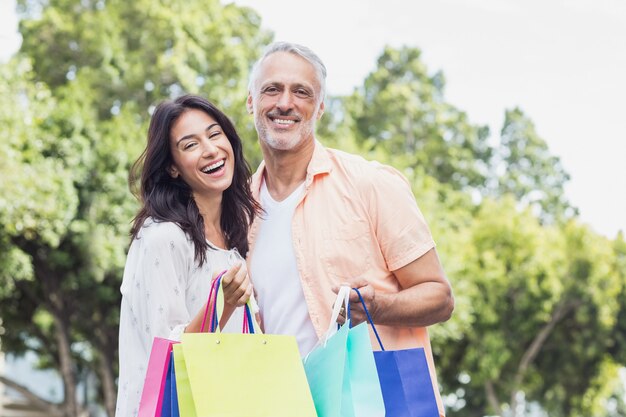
left=172, top=344, right=196, bottom=417
left=179, top=274, right=317, bottom=417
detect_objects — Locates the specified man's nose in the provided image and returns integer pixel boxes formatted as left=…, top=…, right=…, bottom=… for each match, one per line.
left=276, top=91, right=294, bottom=111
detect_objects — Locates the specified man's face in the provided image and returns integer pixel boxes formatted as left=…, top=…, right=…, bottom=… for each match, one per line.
left=247, top=52, right=325, bottom=151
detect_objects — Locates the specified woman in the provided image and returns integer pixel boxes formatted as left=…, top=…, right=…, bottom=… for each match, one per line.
left=115, top=95, right=260, bottom=416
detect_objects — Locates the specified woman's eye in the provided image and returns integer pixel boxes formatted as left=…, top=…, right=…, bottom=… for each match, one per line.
left=183, top=142, right=196, bottom=150
left=209, top=131, right=222, bottom=139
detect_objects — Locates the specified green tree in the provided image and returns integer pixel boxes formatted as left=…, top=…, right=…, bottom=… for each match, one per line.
left=345, top=46, right=492, bottom=190
left=490, top=108, right=577, bottom=224
left=435, top=198, right=625, bottom=417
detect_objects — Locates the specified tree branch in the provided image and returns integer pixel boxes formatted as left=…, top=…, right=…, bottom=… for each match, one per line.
left=485, top=379, right=503, bottom=416
left=0, top=375, right=63, bottom=416
left=510, top=299, right=583, bottom=412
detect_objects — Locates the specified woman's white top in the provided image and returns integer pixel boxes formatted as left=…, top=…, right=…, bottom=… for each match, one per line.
left=115, top=218, right=242, bottom=417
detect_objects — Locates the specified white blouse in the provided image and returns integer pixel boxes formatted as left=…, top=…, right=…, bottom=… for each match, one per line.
left=115, top=218, right=243, bottom=417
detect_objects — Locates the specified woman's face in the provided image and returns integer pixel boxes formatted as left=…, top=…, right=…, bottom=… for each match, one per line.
left=168, top=109, right=235, bottom=199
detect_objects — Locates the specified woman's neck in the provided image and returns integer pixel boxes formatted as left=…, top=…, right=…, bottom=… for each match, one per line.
left=194, top=193, right=226, bottom=249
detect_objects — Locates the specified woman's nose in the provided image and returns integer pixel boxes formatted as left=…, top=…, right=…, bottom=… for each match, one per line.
left=201, top=138, right=218, bottom=156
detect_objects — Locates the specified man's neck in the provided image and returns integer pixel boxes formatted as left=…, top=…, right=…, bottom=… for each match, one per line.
left=261, top=139, right=315, bottom=202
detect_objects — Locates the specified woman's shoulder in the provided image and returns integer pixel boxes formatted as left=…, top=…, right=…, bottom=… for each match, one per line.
left=136, top=218, right=191, bottom=247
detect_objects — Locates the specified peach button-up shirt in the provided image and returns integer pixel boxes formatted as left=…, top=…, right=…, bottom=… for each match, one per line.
left=248, top=141, right=445, bottom=416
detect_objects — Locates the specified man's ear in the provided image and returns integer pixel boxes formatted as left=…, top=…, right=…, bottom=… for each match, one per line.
left=316, top=101, right=325, bottom=120
left=246, top=94, right=253, bottom=114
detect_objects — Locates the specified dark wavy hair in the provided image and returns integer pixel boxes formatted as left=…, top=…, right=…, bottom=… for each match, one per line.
left=129, top=94, right=260, bottom=265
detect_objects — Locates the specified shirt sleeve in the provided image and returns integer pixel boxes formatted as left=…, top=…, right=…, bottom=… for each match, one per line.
left=362, top=163, right=435, bottom=272
left=120, top=221, right=195, bottom=346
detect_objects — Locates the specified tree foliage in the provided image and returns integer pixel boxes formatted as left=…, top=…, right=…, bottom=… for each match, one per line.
left=489, top=108, right=577, bottom=224
left=345, top=46, right=492, bottom=190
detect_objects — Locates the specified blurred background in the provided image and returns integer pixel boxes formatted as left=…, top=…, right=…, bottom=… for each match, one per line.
left=0, top=0, right=625, bottom=416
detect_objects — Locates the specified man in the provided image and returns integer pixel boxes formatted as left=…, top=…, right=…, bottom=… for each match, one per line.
left=246, top=41, right=453, bottom=415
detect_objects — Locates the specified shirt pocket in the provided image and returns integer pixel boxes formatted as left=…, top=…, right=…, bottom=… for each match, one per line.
left=321, top=217, right=372, bottom=281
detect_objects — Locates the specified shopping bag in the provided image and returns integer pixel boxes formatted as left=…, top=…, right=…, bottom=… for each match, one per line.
left=160, top=356, right=179, bottom=417
left=303, top=286, right=385, bottom=417
left=172, top=344, right=196, bottom=417
left=353, top=288, right=440, bottom=417
left=137, top=338, right=178, bottom=417
left=180, top=274, right=317, bottom=417
left=169, top=357, right=179, bottom=417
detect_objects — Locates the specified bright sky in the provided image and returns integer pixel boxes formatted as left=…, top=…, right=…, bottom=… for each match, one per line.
left=1, top=0, right=624, bottom=238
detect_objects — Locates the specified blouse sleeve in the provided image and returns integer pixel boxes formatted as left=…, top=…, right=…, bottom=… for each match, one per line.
left=120, top=221, right=196, bottom=345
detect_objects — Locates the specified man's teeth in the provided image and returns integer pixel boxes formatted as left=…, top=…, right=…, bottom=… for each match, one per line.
left=202, top=160, right=224, bottom=173
left=274, top=119, right=295, bottom=125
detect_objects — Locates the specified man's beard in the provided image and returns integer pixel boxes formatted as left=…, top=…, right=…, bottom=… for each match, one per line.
left=255, top=110, right=318, bottom=151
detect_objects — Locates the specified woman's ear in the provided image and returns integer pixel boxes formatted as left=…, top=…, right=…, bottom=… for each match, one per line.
left=169, top=166, right=179, bottom=178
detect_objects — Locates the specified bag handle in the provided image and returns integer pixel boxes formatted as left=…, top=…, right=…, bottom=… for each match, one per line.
left=352, top=287, right=385, bottom=351
left=200, top=271, right=224, bottom=333
left=321, top=285, right=351, bottom=345
left=200, top=271, right=262, bottom=334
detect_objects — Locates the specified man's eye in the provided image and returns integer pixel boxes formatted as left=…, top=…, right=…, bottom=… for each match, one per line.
left=263, top=87, right=279, bottom=94
left=295, top=89, right=311, bottom=97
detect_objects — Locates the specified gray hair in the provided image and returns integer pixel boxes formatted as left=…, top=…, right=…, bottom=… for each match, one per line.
left=248, top=41, right=327, bottom=102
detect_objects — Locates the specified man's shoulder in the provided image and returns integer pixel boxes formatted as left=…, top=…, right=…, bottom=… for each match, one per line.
left=326, top=147, right=375, bottom=173
left=325, top=147, right=408, bottom=184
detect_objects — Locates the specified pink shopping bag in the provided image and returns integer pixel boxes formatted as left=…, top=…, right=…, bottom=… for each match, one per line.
left=137, top=337, right=179, bottom=417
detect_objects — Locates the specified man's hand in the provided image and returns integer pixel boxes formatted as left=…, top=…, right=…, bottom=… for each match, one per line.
left=332, top=279, right=380, bottom=326
left=331, top=248, right=454, bottom=329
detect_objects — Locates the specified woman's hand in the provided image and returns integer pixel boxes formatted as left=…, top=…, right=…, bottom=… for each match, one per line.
left=185, top=262, right=253, bottom=333
left=216, top=262, right=253, bottom=330
left=221, top=261, right=252, bottom=307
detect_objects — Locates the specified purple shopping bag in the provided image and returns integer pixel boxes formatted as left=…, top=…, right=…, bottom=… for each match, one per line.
left=137, top=337, right=179, bottom=417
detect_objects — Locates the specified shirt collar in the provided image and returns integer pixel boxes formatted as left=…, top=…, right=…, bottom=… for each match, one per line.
left=304, top=140, right=332, bottom=187
left=251, top=140, right=332, bottom=196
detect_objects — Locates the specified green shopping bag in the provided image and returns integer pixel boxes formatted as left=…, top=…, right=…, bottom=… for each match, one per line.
left=303, top=286, right=385, bottom=417
left=180, top=274, right=317, bottom=417
left=172, top=344, right=196, bottom=417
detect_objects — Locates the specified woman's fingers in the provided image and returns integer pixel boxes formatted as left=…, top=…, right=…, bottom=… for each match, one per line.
left=221, top=262, right=252, bottom=307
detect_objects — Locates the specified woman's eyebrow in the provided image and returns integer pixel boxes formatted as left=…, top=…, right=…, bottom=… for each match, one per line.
left=176, top=123, right=219, bottom=145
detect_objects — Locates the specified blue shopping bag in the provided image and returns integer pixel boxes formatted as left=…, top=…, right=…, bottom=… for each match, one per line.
left=303, top=286, right=385, bottom=417
left=160, top=356, right=179, bottom=417
left=354, top=288, right=440, bottom=417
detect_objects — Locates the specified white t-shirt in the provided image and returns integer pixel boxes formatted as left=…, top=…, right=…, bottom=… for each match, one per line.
left=115, top=218, right=243, bottom=417
left=250, top=180, right=319, bottom=356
